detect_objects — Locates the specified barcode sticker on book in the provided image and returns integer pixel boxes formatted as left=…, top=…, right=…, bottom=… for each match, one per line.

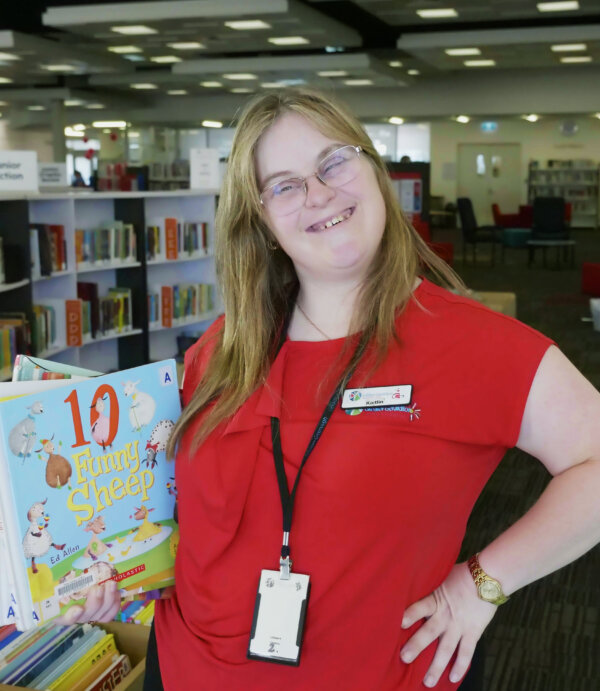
left=56, top=573, right=94, bottom=598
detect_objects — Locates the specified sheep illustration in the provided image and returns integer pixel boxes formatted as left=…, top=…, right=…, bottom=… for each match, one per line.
left=8, top=401, right=44, bottom=459
left=84, top=514, right=113, bottom=561
left=36, top=435, right=72, bottom=489
left=121, top=380, right=156, bottom=432
left=144, top=419, right=175, bottom=468
left=22, top=499, right=65, bottom=574
left=130, top=504, right=161, bottom=543
left=90, top=395, right=111, bottom=450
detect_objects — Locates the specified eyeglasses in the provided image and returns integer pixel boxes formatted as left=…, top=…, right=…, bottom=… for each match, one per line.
left=259, top=145, right=363, bottom=217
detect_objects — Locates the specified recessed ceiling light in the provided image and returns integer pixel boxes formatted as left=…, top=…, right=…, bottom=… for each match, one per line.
left=0, top=101, right=8, bottom=106
left=129, top=131, right=140, bottom=138
left=108, top=45, right=142, bottom=53
left=551, top=43, right=586, bottom=51
left=72, top=124, right=86, bottom=131
left=225, top=20, right=271, bottom=30
left=223, top=73, right=258, bottom=80
left=124, top=55, right=145, bottom=62
left=111, top=25, right=157, bottom=35
left=455, top=115, right=470, bottom=123
left=150, top=55, right=182, bottom=64
left=28, top=105, right=45, bottom=111
left=65, top=99, right=83, bottom=106
left=318, top=70, right=348, bottom=77
left=0, top=52, right=20, bottom=61
left=64, top=126, right=84, bottom=137
left=261, top=82, right=284, bottom=88
left=523, top=114, right=540, bottom=122
left=407, top=69, right=420, bottom=76
left=537, top=1, right=579, bottom=11
left=93, top=120, right=127, bottom=128
left=230, top=87, right=253, bottom=93
left=41, top=64, right=77, bottom=71
left=130, top=83, right=158, bottom=89
left=445, top=47, right=481, bottom=56
left=388, top=61, right=403, bottom=67
left=167, top=89, right=188, bottom=95
left=464, top=59, right=496, bottom=67
left=417, top=8, right=458, bottom=18
left=167, top=42, right=205, bottom=50
left=560, top=55, right=592, bottom=63
left=200, top=81, right=222, bottom=87
left=268, top=36, right=309, bottom=46
left=86, top=103, right=105, bottom=109
left=388, top=117, right=405, bottom=125
left=0, top=77, right=14, bottom=84
left=202, top=120, right=223, bottom=128
left=343, top=79, right=373, bottom=85
left=593, top=113, right=600, bottom=119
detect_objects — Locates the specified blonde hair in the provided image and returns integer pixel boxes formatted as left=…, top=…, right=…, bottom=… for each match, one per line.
left=167, top=87, right=464, bottom=458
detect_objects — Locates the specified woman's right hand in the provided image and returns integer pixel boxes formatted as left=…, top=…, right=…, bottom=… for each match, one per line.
left=55, top=579, right=121, bottom=626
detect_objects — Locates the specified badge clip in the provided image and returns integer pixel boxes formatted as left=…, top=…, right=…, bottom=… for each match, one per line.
left=280, top=556, right=292, bottom=580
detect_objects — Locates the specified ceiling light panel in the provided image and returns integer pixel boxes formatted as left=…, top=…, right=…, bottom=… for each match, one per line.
left=150, top=56, right=182, bottom=63
left=445, top=48, right=481, bottom=56
left=108, top=45, right=142, bottom=53
left=537, top=2, right=579, bottom=11
left=551, top=43, right=587, bottom=51
left=417, top=9, right=458, bottom=19
left=43, top=2, right=361, bottom=56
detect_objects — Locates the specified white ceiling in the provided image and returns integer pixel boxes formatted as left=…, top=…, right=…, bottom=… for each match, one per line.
left=0, top=0, right=599, bottom=125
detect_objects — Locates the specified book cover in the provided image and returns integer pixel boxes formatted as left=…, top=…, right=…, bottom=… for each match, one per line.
left=66, top=299, right=83, bottom=347
left=164, top=218, right=178, bottom=260
left=161, top=286, right=173, bottom=328
left=83, top=652, right=131, bottom=691
left=0, top=359, right=180, bottom=629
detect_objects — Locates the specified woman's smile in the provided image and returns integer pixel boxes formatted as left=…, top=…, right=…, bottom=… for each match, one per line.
left=305, top=206, right=355, bottom=233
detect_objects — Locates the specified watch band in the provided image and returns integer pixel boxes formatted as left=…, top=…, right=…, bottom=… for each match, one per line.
left=467, top=553, right=509, bottom=605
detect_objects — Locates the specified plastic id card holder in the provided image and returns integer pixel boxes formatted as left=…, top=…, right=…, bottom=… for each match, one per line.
left=247, top=569, right=310, bottom=666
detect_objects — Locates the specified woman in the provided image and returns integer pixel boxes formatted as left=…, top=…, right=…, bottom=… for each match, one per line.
left=64, top=88, right=600, bottom=690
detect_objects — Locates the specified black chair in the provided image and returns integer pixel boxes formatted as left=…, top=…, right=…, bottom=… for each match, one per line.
left=528, top=197, right=575, bottom=268
left=531, top=197, right=569, bottom=239
left=456, top=198, right=503, bottom=266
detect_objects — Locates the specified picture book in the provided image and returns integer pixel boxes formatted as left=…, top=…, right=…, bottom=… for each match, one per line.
left=0, top=359, right=181, bottom=630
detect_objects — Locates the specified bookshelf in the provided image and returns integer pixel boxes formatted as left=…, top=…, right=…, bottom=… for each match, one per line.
left=0, top=190, right=220, bottom=375
left=527, top=160, right=599, bottom=229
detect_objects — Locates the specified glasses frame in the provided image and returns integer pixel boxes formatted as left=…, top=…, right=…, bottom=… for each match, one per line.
left=259, top=144, right=363, bottom=215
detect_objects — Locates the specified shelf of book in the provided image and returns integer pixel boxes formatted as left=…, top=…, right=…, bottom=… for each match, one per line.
left=149, top=309, right=219, bottom=332
left=0, top=191, right=220, bottom=373
left=527, top=160, right=600, bottom=228
left=0, top=279, right=29, bottom=294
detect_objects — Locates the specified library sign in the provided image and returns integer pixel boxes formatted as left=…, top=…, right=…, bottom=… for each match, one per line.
left=0, top=151, right=39, bottom=192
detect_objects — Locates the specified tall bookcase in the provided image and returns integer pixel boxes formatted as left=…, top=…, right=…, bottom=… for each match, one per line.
left=527, top=160, right=599, bottom=229
left=0, top=190, right=220, bottom=376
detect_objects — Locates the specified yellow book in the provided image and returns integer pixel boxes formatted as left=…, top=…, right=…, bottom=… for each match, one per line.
left=49, top=633, right=119, bottom=691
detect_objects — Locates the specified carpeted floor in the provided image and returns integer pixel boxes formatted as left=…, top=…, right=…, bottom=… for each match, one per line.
left=435, top=227, right=600, bottom=690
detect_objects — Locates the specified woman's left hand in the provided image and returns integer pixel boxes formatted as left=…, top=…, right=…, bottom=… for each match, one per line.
left=400, top=563, right=498, bottom=687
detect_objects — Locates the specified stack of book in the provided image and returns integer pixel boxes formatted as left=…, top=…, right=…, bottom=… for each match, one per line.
left=75, top=222, right=137, bottom=269
left=0, top=621, right=132, bottom=690
left=148, top=282, right=215, bottom=328
left=0, top=314, right=30, bottom=377
left=146, top=218, right=210, bottom=261
left=0, top=356, right=180, bottom=632
left=30, top=224, right=67, bottom=278
left=33, top=288, right=134, bottom=352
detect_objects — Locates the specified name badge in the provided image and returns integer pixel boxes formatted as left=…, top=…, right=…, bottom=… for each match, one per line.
left=341, top=385, right=412, bottom=410
left=247, top=569, right=310, bottom=666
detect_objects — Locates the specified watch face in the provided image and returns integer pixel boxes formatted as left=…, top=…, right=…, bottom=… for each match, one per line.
left=479, top=581, right=501, bottom=601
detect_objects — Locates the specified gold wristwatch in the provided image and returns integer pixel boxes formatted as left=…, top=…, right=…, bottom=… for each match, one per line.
left=467, top=553, right=509, bottom=605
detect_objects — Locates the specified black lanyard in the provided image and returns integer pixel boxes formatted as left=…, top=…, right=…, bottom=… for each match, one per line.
left=270, top=334, right=363, bottom=578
